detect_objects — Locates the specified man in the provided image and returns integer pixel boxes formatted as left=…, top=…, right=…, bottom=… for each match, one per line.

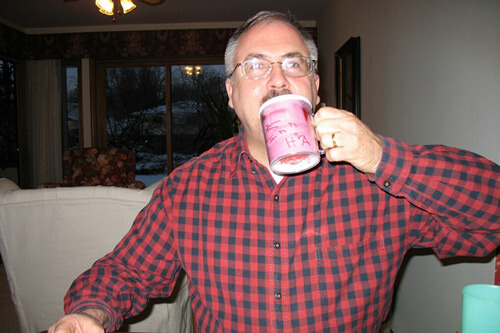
left=49, top=11, right=500, bottom=333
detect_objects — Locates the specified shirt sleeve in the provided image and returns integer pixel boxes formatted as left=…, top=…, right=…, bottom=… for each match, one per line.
left=63, top=183, right=182, bottom=332
left=368, top=135, right=500, bottom=258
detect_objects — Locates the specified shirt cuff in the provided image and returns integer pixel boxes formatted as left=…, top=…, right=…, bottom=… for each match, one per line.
left=67, top=299, right=117, bottom=333
left=366, top=135, right=413, bottom=195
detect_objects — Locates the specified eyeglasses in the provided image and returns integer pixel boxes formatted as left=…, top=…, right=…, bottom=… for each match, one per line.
left=229, top=56, right=316, bottom=80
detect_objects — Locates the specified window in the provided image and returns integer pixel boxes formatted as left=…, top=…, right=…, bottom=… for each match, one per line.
left=170, top=64, right=236, bottom=168
left=105, top=65, right=167, bottom=185
left=96, top=60, right=237, bottom=186
left=61, top=64, right=80, bottom=151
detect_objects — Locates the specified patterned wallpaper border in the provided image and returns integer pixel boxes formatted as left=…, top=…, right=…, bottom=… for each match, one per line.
left=0, top=23, right=316, bottom=61
left=1, top=24, right=235, bottom=60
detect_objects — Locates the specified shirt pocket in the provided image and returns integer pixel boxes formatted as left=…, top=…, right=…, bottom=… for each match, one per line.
left=314, top=238, right=388, bottom=328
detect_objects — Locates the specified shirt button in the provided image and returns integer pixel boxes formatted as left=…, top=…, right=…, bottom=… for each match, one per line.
left=274, top=195, right=279, bottom=201
left=274, top=291, right=282, bottom=300
left=251, top=169, right=257, bottom=174
left=273, top=241, right=281, bottom=249
left=383, top=179, right=392, bottom=187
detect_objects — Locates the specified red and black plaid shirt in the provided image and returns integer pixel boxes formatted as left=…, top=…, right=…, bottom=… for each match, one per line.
left=65, top=132, right=500, bottom=332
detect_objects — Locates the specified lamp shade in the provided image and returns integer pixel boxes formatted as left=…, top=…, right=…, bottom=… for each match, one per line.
left=95, top=0, right=114, bottom=15
left=120, top=0, right=137, bottom=14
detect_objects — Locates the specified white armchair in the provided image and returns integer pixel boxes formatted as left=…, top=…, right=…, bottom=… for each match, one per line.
left=0, top=178, right=192, bottom=333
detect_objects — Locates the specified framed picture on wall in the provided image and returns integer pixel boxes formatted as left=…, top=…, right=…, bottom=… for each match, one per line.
left=335, top=37, right=361, bottom=118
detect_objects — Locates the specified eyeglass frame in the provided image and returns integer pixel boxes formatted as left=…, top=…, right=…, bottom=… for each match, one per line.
left=228, top=56, right=317, bottom=80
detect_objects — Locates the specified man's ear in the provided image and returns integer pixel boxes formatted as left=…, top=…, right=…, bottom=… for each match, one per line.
left=314, top=74, right=321, bottom=107
left=225, top=78, right=234, bottom=109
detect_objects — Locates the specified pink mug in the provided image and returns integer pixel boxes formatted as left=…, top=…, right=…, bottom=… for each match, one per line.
left=259, top=94, right=321, bottom=174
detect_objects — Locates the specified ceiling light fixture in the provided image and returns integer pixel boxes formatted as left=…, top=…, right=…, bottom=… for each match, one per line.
left=95, top=0, right=137, bottom=20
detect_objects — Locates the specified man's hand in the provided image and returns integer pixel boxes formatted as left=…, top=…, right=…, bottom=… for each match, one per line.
left=48, top=308, right=108, bottom=333
left=313, top=106, right=383, bottom=174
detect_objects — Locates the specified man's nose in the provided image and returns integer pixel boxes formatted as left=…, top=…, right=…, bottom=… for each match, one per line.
left=266, top=63, right=290, bottom=90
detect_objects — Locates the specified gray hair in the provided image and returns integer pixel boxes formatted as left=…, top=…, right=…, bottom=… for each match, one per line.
left=224, top=11, right=318, bottom=78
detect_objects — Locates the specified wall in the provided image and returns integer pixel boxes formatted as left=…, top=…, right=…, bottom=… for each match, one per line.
left=317, top=1, right=500, bottom=332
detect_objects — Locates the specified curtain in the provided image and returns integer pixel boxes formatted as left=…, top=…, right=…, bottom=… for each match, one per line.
left=22, top=59, right=62, bottom=188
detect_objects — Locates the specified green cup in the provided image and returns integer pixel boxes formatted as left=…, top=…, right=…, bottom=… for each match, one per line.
left=462, top=284, right=500, bottom=333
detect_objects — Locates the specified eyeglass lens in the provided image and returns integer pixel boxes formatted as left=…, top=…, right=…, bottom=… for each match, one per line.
left=241, top=57, right=313, bottom=79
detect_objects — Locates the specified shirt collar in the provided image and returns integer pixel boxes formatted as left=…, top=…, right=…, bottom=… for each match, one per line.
left=230, top=129, right=250, bottom=178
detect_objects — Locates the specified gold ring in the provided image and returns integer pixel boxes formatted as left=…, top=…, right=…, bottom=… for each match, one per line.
left=331, top=133, right=337, bottom=148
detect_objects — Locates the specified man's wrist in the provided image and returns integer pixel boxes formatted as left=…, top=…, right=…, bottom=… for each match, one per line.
left=81, top=308, right=110, bottom=330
